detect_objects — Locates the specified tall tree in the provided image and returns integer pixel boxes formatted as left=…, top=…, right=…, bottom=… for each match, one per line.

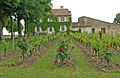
left=0, top=0, right=10, bottom=40
left=23, top=0, right=52, bottom=35
left=4, top=18, right=23, bottom=33
left=113, top=13, right=120, bottom=26
left=3, top=0, right=20, bottom=39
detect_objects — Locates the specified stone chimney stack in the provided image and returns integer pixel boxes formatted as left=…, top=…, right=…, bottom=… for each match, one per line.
left=60, top=6, right=64, bottom=9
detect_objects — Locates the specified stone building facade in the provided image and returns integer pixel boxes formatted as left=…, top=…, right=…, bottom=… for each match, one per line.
left=75, top=16, right=120, bottom=34
left=37, top=6, right=72, bottom=34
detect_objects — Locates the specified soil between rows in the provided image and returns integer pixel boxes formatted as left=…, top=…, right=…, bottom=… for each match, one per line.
left=8, top=38, right=59, bottom=67
left=51, top=52, right=76, bottom=72
left=0, top=49, right=22, bottom=63
left=72, top=39, right=120, bottom=72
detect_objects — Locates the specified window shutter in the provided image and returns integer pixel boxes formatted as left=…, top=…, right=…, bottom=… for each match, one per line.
left=52, top=27, right=54, bottom=32
left=48, top=18, right=49, bottom=22
left=59, top=17, right=61, bottom=22
left=35, top=27, right=37, bottom=32
left=64, top=25, right=67, bottom=31
left=48, top=27, right=50, bottom=34
left=81, top=28, right=83, bottom=33
left=39, top=27, right=41, bottom=32
left=60, top=26, right=61, bottom=31
left=64, top=17, right=67, bottom=22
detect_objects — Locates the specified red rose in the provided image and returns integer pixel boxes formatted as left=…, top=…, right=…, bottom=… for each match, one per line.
left=114, top=48, right=117, bottom=50
left=16, top=37, right=18, bottom=39
left=23, top=39, right=26, bottom=42
left=64, top=34, right=67, bottom=36
left=28, top=33, right=30, bottom=36
left=27, top=36, right=29, bottom=37
left=19, top=35, right=22, bottom=37
left=59, top=47, right=63, bottom=51
left=62, top=41, right=64, bottom=43
left=110, top=44, right=112, bottom=47
left=72, top=46, right=74, bottom=49
left=106, top=46, right=109, bottom=48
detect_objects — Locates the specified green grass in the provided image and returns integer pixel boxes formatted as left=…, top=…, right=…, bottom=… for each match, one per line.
left=0, top=41, right=120, bottom=78
left=112, top=55, right=120, bottom=65
left=0, top=39, right=18, bottom=55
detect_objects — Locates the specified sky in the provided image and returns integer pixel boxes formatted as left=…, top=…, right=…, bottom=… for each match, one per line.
left=51, top=0, right=120, bottom=23
left=3, top=0, right=120, bottom=35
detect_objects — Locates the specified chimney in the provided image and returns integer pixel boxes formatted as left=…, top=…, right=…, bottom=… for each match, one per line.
left=60, top=6, right=64, bottom=9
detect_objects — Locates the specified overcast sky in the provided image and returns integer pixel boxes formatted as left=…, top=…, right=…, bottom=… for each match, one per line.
left=3, top=0, right=120, bottom=35
left=51, top=0, right=120, bottom=23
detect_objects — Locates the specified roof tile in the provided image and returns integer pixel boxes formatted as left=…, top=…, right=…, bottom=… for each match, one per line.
left=51, top=9, right=71, bottom=16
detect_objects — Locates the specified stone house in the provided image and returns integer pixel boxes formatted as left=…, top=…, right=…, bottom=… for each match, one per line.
left=72, top=16, right=120, bottom=34
left=71, top=22, right=91, bottom=33
left=36, top=6, right=72, bottom=34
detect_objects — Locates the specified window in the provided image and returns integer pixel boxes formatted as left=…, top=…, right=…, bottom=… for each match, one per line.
left=82, top=19, right=84, bottom=25
left=60, top=25, right=66, bottom=31
left=81, top=28, right=83, bottom=33
left=108, top=25, right=110, bottom=28
left=74, top=28, right=79, bottom=31
left=86, top=27, right=90, bottom=33
left=50, top=27, right=52, bottom=32
left=101, top=28, right=106, bottom=33
left=37, top=26, right=40, bottom=32
left=48, top=27, right=54, bottom=34
left=59, top=17, right=66, bottom=22
left=35, top=26, right=41, bottom=33
left=91, top=28, right=95, bottom=33
left=48, top=18, right=53, bottom=22
left=61, top=25, right=64, bottom=31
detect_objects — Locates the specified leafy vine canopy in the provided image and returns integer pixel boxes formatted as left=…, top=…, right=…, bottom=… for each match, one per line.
left=28, top=10, right=72, bottom=34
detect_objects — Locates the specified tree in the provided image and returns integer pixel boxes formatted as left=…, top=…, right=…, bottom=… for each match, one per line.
left=24, top=0, right=52, bottom=34
left=4, top=18, right=23, bottom=33
left=3, top=0, right=20, bottom=39
left=113, top=13, right=120, bottom=26
left=0, top=0, right=52, bottom=39
left=0, top=0, right=10, bottom=40
left=23, top=0, right=52, bottom=35
left=0, top=0, right=20, bottom=40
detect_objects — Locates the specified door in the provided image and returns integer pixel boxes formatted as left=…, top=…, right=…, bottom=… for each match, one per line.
left=101, top=28, right=106, bottom=33
left=91, top=28, right=95, bottom=33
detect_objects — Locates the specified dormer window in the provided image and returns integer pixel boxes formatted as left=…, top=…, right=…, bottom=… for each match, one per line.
left=48, top=18, right=53, bottom=22
left=59, top=17, right=66, bottom=22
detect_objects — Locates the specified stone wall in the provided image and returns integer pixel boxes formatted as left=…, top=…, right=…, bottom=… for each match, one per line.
left=78, top=16, right=120, bottom=34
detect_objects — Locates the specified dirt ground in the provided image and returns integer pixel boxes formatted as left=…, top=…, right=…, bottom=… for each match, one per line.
left=0, top=49, right=21, bottom=63
left=8, top=38, right=59, bottom=67
left=51, top=52, right=76, bottom=72
left=73, top=39, right=120, bottom=72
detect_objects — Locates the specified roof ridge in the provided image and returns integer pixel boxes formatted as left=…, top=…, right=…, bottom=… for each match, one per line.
left=80, top=16, right=120, bottom=27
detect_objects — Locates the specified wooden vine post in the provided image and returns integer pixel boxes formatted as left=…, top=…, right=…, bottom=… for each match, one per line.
left=99, top=31, right=102, bottom=40
left=111, top=31, right=113, bottom=40
left=35, top=26, right=41, bottom=49
left=12, top=32, right=15, bottom=50
left=115, top=31, right=117, bottom=38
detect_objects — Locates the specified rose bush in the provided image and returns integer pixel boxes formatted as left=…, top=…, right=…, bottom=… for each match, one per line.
left=16, top=33, right=30, bottom=61
left=56, top=33, right=74, bottom=65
